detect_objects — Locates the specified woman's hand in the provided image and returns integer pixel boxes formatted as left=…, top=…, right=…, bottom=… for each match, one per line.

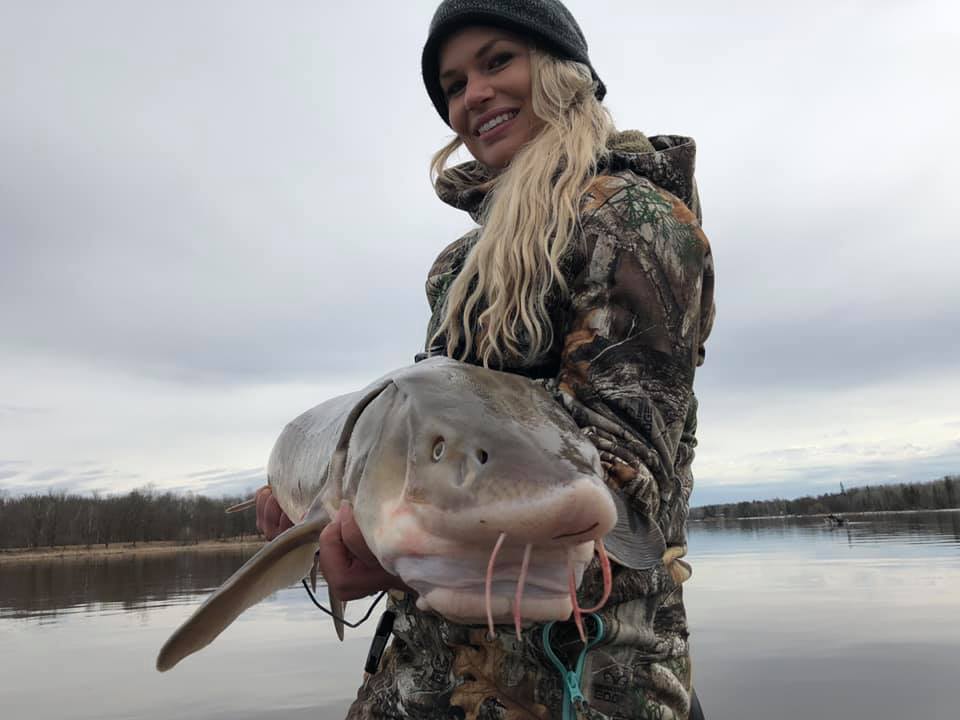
left=255, top=485, right=294, bottom=541
left=318, top=501, right=415, bottom=601
left=254, top=486, right=412, bottom=600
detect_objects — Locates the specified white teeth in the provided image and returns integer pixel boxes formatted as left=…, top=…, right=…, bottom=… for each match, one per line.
left=477, top=112, right=518, bottom=135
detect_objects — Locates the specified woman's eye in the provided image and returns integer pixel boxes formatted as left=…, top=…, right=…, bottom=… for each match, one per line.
left=489, top=52, right=513, bottom=69
left=445, top=80, right=464, bottom=98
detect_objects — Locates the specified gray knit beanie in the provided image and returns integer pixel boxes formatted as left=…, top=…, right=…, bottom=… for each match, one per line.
left=422, top=0, right=607, bottom=125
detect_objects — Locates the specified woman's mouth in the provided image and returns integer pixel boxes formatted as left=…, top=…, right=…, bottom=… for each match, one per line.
left=476, top=110, right=519, bottom=138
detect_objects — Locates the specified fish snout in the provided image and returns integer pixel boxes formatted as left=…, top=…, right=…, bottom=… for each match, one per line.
left=410, top=472, right=617, bottom=547
left=451, top=441, right=492, bottom=490
left=528, top=477, right=617, bottom=545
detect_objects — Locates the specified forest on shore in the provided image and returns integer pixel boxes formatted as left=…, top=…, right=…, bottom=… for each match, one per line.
left=689, top=475, right=959, bottom=520
left=2, top=474, right=958, bottom=550
left=0, top=488, right=258, bottom=550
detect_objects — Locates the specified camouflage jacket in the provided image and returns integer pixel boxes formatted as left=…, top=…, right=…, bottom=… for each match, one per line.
left=347, top=133, right=715, bottom=720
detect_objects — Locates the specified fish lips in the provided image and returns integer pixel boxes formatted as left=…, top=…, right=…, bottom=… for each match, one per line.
left=401, top=475, right=617, bottom=547
left=416, top=587, right=575, bottom=625
left=395, top=541, right=594, bottom=624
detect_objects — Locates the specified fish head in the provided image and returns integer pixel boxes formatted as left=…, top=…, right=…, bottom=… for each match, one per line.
left=349, top=359, right=617, bottom=626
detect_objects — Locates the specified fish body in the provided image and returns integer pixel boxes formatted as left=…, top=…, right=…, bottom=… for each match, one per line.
left=157, top=357, right=660, bottom=672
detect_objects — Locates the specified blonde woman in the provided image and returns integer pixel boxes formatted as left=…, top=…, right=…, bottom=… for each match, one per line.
left=258, top=1, right=714, bottom=717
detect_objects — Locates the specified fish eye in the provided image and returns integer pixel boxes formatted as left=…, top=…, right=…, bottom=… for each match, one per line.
left=432, top=438, right=446, bottom=461
left=477, top=449, right=488, bottom=464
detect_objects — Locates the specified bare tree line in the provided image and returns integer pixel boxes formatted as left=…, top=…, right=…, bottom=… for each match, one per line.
left=690, top=475, right=959, bottom=520
left=0, top=488, right=259, bottom=550
left=2, top=474, right=957, bottom=548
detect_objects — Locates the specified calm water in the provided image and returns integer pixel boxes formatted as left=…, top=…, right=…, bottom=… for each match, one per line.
left=1, top=511, right=958, bottom=719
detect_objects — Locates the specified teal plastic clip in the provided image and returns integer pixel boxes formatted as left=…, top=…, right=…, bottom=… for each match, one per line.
left=542, top=613, right=605, bottom=720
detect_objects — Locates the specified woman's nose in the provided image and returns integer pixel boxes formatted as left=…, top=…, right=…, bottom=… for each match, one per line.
left=463, top=75, right=494, bottom=111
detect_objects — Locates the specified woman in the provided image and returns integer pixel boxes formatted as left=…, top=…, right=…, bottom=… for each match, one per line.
left=260, top=1, right=714, bottom=717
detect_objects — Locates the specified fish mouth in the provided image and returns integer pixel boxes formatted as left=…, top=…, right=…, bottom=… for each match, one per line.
left=551, top=522, right=600, bottom=540
left=416, top=586, right=574, bottom=625
left=404, top=556, right=583, bottom=626
left=393, top=536, right=612, bottom=640
left=394, top=544, right=589, bottom=595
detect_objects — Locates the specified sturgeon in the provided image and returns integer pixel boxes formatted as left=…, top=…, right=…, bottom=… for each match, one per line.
left=156, top=357, right=665, bottom=672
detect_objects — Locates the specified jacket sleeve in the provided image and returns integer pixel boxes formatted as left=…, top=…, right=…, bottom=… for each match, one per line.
left=551, top=175, right=715, bottom=546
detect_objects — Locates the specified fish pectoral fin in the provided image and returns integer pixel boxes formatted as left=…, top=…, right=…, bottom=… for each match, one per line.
left=224, top=497, right=257, bottom=514
left=330, top=594, right=347, bottom=642
left=603, top=488, right=667, bottom=570
left=156, top=518, right=324, bottom=672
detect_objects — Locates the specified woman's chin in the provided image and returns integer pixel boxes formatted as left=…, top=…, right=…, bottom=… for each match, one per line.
left=467, top=134, right=525, bottom=172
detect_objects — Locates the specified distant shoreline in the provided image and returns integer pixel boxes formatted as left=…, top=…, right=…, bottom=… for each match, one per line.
left=689, top=507, right=960, bottom=522
left=4, top=508, right=957, bottom=563
left=0, top=537, right=267, bottom=564
left=688, top=476, right=958, bottom=521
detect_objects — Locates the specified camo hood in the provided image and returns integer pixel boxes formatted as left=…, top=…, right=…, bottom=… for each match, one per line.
left=434, top=131, right=701, bottom=224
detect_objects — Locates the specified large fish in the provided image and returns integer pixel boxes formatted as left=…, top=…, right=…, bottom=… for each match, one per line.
left=156, top=357, right=664, bottom=672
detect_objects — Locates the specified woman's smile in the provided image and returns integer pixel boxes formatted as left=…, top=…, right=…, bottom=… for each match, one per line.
left=474, top=108, right=520, bottom=144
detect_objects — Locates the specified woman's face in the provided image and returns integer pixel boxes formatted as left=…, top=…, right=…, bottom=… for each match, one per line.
left=438, top=27, right=542, bottom=171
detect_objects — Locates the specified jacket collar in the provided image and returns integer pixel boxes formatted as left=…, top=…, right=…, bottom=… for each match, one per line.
left=434, top=131, right=699, bottom=223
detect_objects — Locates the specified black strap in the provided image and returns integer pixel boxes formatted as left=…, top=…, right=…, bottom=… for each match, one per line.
left=363, top=610, right=397, bottom=674
left=301, top=580, right=386, bottom=628
left=690, top=688, right=706, bottom=720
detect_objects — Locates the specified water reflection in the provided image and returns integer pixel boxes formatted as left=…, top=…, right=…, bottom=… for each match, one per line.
left=689, top=509, right=960, bottom=559
left=0, top=548, right=261, bottom=622
left=1, top=511, right=958, bottom=720
left=684, top=510, right=960, bottom=720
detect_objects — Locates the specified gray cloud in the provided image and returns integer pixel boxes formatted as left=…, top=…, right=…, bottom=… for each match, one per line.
left=0, top=461, right=27, bottom=483
left=694, top=443, right=960, bottom=506
left=74, top=468, right=111, bottom=479
left=0, top=1, right=957, bottom=503
left=0, top=405, right=51, bottom=416
left=29, top=468, right=68, bottom=483
left=168, top=467, right=267, bottom=497
left=186, top=467, right=265, bottom=486
left=701, top=303, right=960, bottom=391
left=2, top=1, right=954, bottom=390
left=186, top=468, right=233, bottom=479
left=0, top=468, right=263, bottom=500
left=0, top=474, right=143, bottom=498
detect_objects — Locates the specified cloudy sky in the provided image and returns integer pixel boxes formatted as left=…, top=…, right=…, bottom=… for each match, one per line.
left=2, top=0, right=958, bottom=506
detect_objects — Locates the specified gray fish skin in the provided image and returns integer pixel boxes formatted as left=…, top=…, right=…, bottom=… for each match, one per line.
left=275, top=357, right=619, bottom=625
left=157, top=357, right=618, bottom=672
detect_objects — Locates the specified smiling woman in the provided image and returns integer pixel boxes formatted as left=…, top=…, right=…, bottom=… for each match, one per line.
left=242, top=3, right=714, bottom=719
left=333, top=1, right=716, bottom=719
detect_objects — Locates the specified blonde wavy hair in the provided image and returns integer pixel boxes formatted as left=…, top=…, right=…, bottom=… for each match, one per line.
left=429, top=49, right=616, bottom=368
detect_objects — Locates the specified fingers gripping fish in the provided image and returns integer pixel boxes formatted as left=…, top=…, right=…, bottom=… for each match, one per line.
left=156, top=357, right=664, bottom=672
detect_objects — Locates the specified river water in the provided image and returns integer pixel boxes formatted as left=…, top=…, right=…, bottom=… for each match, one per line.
left=1, top=511, right=958, bottom=719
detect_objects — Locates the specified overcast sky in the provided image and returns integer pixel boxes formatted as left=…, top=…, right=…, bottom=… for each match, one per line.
left=2, top=0, right=958, bottom=506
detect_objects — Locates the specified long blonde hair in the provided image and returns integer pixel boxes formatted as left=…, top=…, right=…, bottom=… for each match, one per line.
left=429, top=50, right=615, bottom=368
